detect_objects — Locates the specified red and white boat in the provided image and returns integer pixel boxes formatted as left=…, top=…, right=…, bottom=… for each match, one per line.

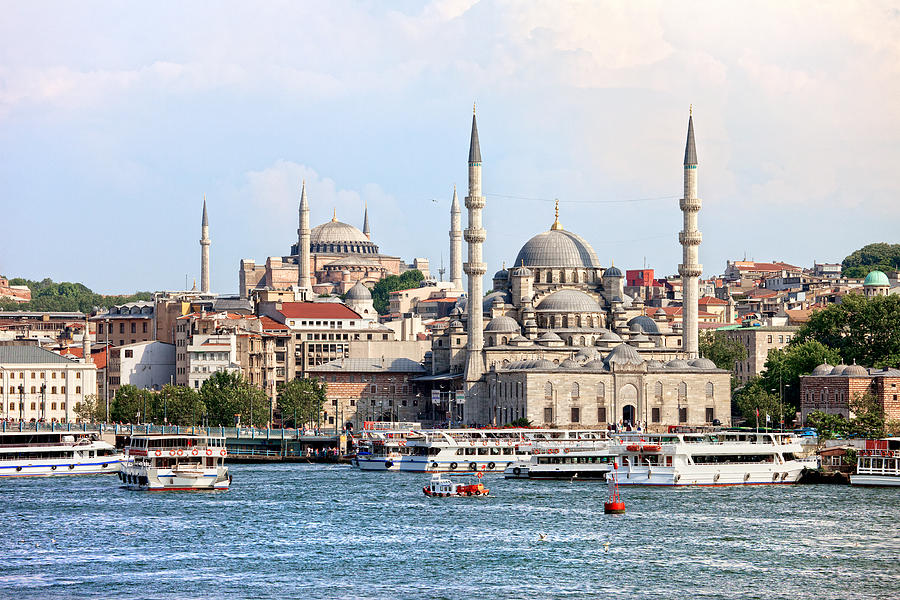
left=120, top=434, right=231, bottom=491
left=422, top=473, right=489, bottom=497
left=851, top=438, right=900, bottom=487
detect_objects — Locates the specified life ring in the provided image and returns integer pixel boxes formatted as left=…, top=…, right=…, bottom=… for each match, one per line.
left=513, top=467, right=521, bottom=476
left=476, top=472, right=484, bottom=479
left=398, top=440, right=406, bottom=447
left=51, top=465, right=57, bottom=471
left=68, top=464, right=74, bottom=470
left=487, top=462, right=495, bottom=470
left=206, top=449, right=213, bottom=456
left=176, top=449, right=184, bottom=456
left=564, top=448, right=570, bottom=453
left=220, top=449, right=227, bottom=456
left=384, top=460, right=393, bottom=469
left=482, top=441, right=488, bottom=446
left=191, top=449, right=199, bottom=456
left=469, top=462, right=477, bottom=471
left=495, top=440, right=500, bottom=446
left=431, top=462, right=438, bottom=469
left=155, top=450, right=162, bottom=457
left=449, top=462, right=458, bottom=470
left=169, top=450, right=176, bottom=457
left=102, top=463, right=108, bottom=469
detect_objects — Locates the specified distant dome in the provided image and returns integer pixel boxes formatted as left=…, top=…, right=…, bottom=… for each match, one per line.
left=559, top=358, right=579, bottom=369
left=482, top=291, right=511, bottom=312
left=582, top=359, right=607, bottom=370
left=831, top=364, right=848, bottom=375
left=536, top=290, right=603, bottom=313
left=604, top=343, right=644, bottom=368
left=485, top=316, right=520, bottom=333
left=628, top=316, right=659, bottom=334
left=345, top=281, right=371, bottom=300
left=863, top=270, right=890, bottom=287
left=812, top=363, right=833, bottom=375
left=538, top=331, right=563, bottom=342
left=599, top=331, right=622, bottom=342
left=604, top=265, right=623, bottom=277
left=493, top=268, right=509, bottom=280
left=514, top=229, right=601, bottom=269
left=310, top=219, right=371, bottom=245
left=666, top=359, right=691, bottom=369
left=843, top=364, right=868, bottom=376
left=690, top=358, right=717, bottom=370
left=531, top=359, right=556, bottom=370
left=647, top=360, right=665, bottom=369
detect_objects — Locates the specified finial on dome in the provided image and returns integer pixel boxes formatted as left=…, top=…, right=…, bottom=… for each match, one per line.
left=332, top=208, right=337, bottom=222
left=550, top=199, right=562, bottom=230
left=473, top=101, right=476, bottom=115
left=689, top=103, right=692, bottom=116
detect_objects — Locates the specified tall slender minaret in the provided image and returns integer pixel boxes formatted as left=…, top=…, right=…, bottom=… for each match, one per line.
left=200, top=195, right=210, bottom=293
left=464, top=108, right=487, bottom=387
left=298, top=180, right=312, bottom=290
left=679, top=108, right=702, bottom=358
left=449, top=185, right=463, bottom=290
left=82, top=319, right=91, bottom=364
left=363, top=203, right=371, bottom=239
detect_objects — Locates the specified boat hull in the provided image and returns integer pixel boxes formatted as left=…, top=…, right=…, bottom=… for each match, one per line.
left=355, top=455, right=517, bottom=473
left=850, top=474, right=900, bottom=487
left=0, top=457, right=125, bottom=477
left=120, top=466, right=230, bottom=491
left=616, top=465, right=804, bottom=486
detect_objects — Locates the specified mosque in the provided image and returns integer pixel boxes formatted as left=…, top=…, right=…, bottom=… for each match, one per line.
left=430, top=110, right=731, bottom=429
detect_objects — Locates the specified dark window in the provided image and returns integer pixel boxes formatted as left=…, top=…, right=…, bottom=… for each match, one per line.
left=119, top=323, right=125, bottom=334
left=142, top=322, right=147, bottom=333
left=130, top=323, right=136, bottom=334
left=544, top=407, right=553, bottom=423
left=705, top=407, right=714, bottom=423
left=570, top=407, right=580, bottom=423
left=679, top=407, right=688, bottom=423
left=124, top=349, right=133, bottom=358
left=598, top=407, right=606, bottom=423
left=652, top=407, right=661, bottom=423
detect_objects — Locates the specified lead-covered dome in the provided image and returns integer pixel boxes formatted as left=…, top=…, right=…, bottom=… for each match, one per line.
left=514, top=229, right=601, bottom=269
left=627, top=315, right=659, bottom=334
left=309, top=217, right=379, bottom=254
left=345, top=281, right=372, bottom=300
left=485, top=315, right=520, bottom=332
left=536, top=290, right=603, bottom=313
left=604, top=343, right=644, bottom=368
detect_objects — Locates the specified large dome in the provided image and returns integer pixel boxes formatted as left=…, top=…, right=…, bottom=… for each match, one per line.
left=514, top=229, right=601, bottom=269
left=311, top=219, right=370, bottom=244
left=536, top=289, right=603, bottom=313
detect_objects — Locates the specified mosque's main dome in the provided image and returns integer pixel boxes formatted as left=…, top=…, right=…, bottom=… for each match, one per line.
left=514, top=229, right=601, bottom=269
left=308, top=216, right=379, bottom=254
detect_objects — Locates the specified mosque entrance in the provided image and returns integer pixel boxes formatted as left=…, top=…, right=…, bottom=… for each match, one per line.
left=622, top=405, right=636, bottom=427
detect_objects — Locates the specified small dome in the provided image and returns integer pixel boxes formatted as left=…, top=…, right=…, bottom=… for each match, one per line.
left=524, top=319, right=537, bottom=328
left=582, top=359, right=607, bottom=370
left=631, top=333, right=650, bottom=343
left=482, top=291, right=511, bottom=312
left=843, top=364, right=868, bottom=376
left=574, top=348, right=599, bottom=361
left=510, top=334, right=531, bottom=343
left=514, top=229, right=602, bottom=269
left=666, top=359, right=691, bottom=369
left=511, top=265, right=533, bottom=277
left=449, top=320, right=464, bottom=329
left=627, top=315, right=660, bottom=335
left=531, top=359, right=556, bottom=370
left=493, top=268, right=509, bottom=280
left=599, top=331, right=622, bottom=342
left=647, top=360, right=665, bottom=369
left=536, top=290, right=603, bottom=313
left=485, top=316, right=520, bottom=333
left=559, top=358, right=579, bottom=369
left=538, top=331, right=563, bottom=341
left=345, top=281, right=372, bottom=300
left=690, top=358, right=717, bottom=370
left=830, top=364, right=848, bottom=375
left=863, top=270, right=890, bottom=287
left=812, top=363, right=833, bottom=376
left=450, top=306, right=463, bottom=317
left=604, top=265, right=623, bottom=277
left=604, top=343, right=644, bottom=368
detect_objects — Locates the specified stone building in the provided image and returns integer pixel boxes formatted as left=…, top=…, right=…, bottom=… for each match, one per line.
left=800, top=363, right=900, bottom=423
left=91, top=301, right=155, bottom=347
left=107, top=340, right=175, bottom=395
left=726, top=325, right=799, bottom=382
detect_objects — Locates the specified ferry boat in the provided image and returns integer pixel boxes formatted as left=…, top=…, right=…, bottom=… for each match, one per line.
left=610, top=430, right=805, bottom=486
left=504, top=439, right=614, bottom=480
left=0, top=431, right=124, bottom=477
left=423, top=473, right=489, bottom=497
left=354, top=428, right=607, bottom=473
left=120, top=434, right=231, bottom=491
left=851, top=438, right=900, bottom=487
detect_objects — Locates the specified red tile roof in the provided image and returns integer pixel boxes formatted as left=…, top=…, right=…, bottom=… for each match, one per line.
left=278, top=302, right=362, bottom=320
left=59, top=346, right=108, bottom=369
left=260, top=316, right=288, bottom=330
left=698, top=296, right=728, bottom=306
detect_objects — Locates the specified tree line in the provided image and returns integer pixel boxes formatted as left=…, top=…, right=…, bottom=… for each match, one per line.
left=0, top=277, right=152, bottom=313
left=76, top=371, right=327, bottom=428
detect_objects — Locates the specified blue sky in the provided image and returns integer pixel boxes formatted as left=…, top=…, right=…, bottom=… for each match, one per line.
left=1, top=1, right=898, bottom=294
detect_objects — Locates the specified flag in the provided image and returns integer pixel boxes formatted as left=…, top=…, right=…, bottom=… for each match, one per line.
left=766, top=414, right=771, bottom=423
left=755, top=408, right=759, bottom=417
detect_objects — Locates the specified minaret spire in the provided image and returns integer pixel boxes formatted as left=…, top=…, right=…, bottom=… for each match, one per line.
left=678, top=109, right=702, bottom=358
left=298, top=180, right=312, bottom=292
left=449, top=185, right=463, bottom=290
left=363, top=202, right=370, bottom=239
left=200, top=194, right=210, bottom=293
left=463, top=108, right=487, bottom=418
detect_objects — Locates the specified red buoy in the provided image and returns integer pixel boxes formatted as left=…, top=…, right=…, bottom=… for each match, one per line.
left=604, top=461, right=626, bottom=514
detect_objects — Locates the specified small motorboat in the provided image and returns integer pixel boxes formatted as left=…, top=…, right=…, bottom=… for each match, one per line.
left=423, top=472, right=489, bottom=497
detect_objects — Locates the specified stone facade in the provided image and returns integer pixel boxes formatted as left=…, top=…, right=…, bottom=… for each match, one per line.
left=800, top=366, right=900, bottom=422
left=726, top=325, right=799, bottom=382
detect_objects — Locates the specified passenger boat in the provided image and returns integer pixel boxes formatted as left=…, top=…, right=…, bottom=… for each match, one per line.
left=423, top=472, right=489, bottom=497
left=120, top=434, right=231, bottom=491
left=610, top=431, right=805, bottom=486
left=504, top=438, right=614, bottom=479
left=354, top=428, right=607, bottom=473
left=0, top=431, right=124, bottom=477
left=851, top=438, right=900, bottom=487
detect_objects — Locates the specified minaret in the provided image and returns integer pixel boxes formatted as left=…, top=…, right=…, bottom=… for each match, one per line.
left=200, top=195, right=210, bottom=293
left=298, top=180, right=312, bottom=290
left=449, top=185, right=463, bottom=290
left=363, top=203, right=371, bottom=239
left=464, top=107, right=487, bottom=387
left=82, top=320, right=91, bottom=364
left=678, top=108, right=702, bottom=358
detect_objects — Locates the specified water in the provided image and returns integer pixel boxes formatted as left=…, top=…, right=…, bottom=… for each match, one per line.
left=2, top=464, right=898, bottom=599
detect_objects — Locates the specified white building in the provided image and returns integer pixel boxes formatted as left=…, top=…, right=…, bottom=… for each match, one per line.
left=186, top=333, right=240, bottom=390
left=109, top=341, right=175, bottom=395
left=0, top=343, right=97, bottom=422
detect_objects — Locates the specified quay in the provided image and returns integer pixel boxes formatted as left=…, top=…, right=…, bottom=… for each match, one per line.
left=0, top=422, right=351, bottom=462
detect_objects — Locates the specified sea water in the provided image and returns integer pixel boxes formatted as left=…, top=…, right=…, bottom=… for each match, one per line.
left=1, top=464, right=897, bottom=599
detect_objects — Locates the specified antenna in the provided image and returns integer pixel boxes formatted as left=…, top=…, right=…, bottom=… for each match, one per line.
left=438, top=254, right=446, bottom=282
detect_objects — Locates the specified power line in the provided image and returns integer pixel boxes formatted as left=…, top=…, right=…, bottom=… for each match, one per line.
left=484, top=192, right=679, bottom=205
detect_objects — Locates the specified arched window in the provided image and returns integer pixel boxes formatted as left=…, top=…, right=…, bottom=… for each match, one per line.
left=655, top=381, right=663, bottom=401
left=544, top=382, right=553, bottom=400
left=572, top=382, right=580, bottom=399
left=678, top=382, right=687, bottom=400
left=560, top=271, right=566, bottom=284
left=705, top=382, right=714, bottom=399
left=597, top=382, right=605, bottom=401
left=580, top=336, right=586, bottom=346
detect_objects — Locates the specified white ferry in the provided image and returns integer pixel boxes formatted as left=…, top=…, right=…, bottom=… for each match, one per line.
left=353, top=428, right=607, bottom=473
left=851, top=438, right=900, bottom=487
left=120, top=434, right=231, bottom=491
left=0, top=431, right=124, bottom=477
left=504, top=439, right=614, bottom=480
left=610, top=430, right=805, bottom=486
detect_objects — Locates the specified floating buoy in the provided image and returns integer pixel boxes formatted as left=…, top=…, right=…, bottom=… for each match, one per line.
left=604, top=461, right=626, bottom=514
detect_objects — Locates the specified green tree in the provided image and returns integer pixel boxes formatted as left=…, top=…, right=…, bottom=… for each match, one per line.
left=278, top=377, right=328, bottom=428
left=699, top=330, right=747, bottom=371
left=732, top=378, right=782, bottom=425
left=806, top=410, right=851, bottom=439
left=759, top=340, right=841, bottom=413
left=74, top=394, right=106, bottom=422
left=841, top=242, right=900, bottom=278
left=796, top=293, right=900, bottom=368
left=370, top=269, right=424, bottom=314
left=155, top=384, right=205, bottom=426
left=110, top=385, right=156, bottom=423
left=848, top=393, right=885, bottom=439
left=201, top=371, right=269, bottom=428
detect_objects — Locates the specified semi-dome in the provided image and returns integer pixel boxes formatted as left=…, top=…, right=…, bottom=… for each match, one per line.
left=627, top=315, right=660, bottom=334
left=513, top=229, right=601, bottom=269
left=843, top=364, right=868, bottom=376
left=604, top=265, right=623, bottom=277
left=482, top=291, right=511, bottom=312
left=604, top=343, right=644, bottom=368
left=575, top=348, right=600, bottom=361
left=345, top=281, right=372, bottom=300
left=812, top=363, right=833, bottom=375
left=599, top=331, right=622, bottom=342
left=535, top=290, right=603, bottom=313
left=863, top=270, right=890, bottom=287
left=485, top=315, right=520, bottom=332
left=690, top=358, right=717, bottom=370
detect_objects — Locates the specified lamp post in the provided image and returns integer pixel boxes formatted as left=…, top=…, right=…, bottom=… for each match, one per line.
left=18, top=384, right=24, bottom=422
left=40, top=383, right=46, bottom=423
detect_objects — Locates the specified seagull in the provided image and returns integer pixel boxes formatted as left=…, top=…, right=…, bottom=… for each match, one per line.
left=603, top=541, right=610, bottom=552
left=538, top=533, right=547, bottom=542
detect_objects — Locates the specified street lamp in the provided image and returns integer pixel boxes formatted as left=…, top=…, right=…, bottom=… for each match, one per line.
left=40, top=383, right=46, bottom=423
left=18, top=384, right=24, bottom=422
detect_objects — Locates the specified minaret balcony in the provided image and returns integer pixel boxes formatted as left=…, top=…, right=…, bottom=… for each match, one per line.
left=678, top=264, right=703, bottom=278
left=679, top=197, right=702, bottom=212
left=465, top=196, right=486, bottom=210
left=679, top=231, right=703, bottom=246
left=464, top=262, right=487, bottom=276
left=464, top=229, right=487, bottom=244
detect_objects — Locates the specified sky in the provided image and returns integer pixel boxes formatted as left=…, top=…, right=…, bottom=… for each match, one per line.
left=1, top=1, right=898, bottom=295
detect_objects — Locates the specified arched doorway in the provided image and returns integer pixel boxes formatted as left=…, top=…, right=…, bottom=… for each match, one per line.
left=622, top=405, right=635, bottom=426
left=619, top=383, right=638, bottom=427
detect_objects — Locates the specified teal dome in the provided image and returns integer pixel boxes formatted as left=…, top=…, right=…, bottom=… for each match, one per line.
left=863, top=270, right=890, bottom=287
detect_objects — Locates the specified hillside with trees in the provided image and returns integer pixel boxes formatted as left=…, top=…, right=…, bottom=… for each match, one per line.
left=370, top=269, right=424, bottom=314
left=841, top=243, right=900, bottom=278
left=0, top=277, right=151, bottom=313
